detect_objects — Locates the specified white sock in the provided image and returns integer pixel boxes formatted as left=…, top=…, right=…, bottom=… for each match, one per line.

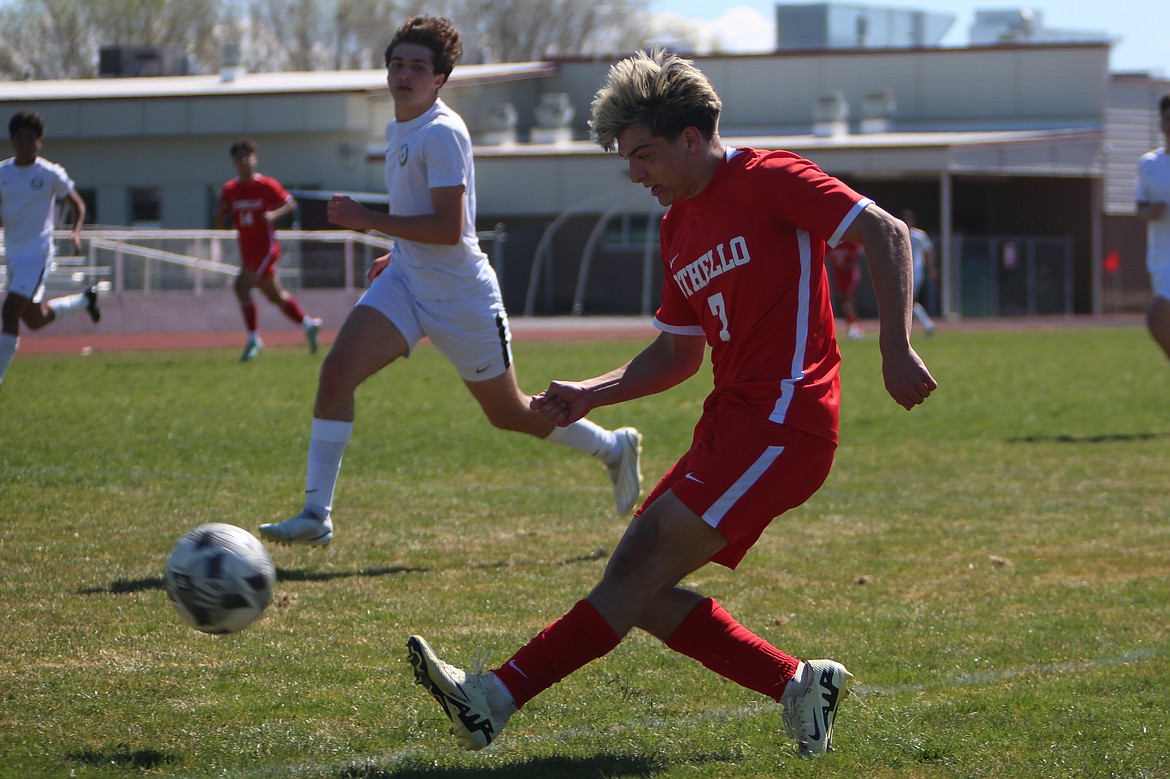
left=913, top=302, right=935, bottom=329
left=304, top=417, right=353, bottom=516
left=47, top=292, right=86, bottom=318
left=780, top=661, right=808, bottom=701
left=546, top=418, right=620, bottom=464
left=0, top=333, right=19, bottom=386
left=489, top=673, right=519, bottom=715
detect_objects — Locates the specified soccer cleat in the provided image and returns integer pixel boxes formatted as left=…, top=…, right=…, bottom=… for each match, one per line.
left=258, top=507, right=333, bottom=547
left=847, top=323, right=863, bottom=340
left=781, top=659, right=853, bottom=756
left=607, top=427, right=643, bottom=515
left=240, top=335, right=263, bottom=362
left=83, top=286, right=101, bottom=323
left=406, top=635, right=512, bottom=751
left=305, top=317, right=322, bottom=354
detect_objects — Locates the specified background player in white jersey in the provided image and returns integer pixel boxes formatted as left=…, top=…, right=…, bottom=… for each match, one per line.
left=1135, top=92, right=1170, bottom=361
left=407, top=48, right=935, bottom=758
left=902, top=209, right=937, bottom=335
left=260, top=16, right=641, bottom=547
left=0, top=110, right=99, bottom=392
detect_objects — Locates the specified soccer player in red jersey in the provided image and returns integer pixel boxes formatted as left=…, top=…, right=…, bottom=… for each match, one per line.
left=407, top=49, right=937, bottom=757
left=827, top=240, right=865, bottom=339
left=215, top=139, right=320, bottom=362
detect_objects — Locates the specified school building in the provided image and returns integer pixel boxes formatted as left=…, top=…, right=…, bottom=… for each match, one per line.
left=2, top=35, right=1167, bottom=327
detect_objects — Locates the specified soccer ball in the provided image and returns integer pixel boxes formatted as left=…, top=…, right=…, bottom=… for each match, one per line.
left=165, top=523, right=276, bottom=634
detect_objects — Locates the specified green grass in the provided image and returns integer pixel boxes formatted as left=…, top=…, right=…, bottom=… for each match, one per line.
left=2, top=324, right=1169, bottom=778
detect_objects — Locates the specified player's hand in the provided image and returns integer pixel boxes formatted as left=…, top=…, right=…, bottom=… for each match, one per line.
left=367, top=253, right=391, bottom=281
left=327, top=194, right=367, bottom=230
left=882, top=346, right=937, bottom=410
left=531, top=380, right=592, bottom=427
left=70, top=231, right=82, bottom=254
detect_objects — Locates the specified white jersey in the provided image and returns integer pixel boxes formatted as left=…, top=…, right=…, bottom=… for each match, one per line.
left=908, top=226, right=934, bottom=282
left=384, top=98, right=494, bottom=299
left=1136, top=147, right=1170, bottom=268
left=0, top=156, right=74, bottom=263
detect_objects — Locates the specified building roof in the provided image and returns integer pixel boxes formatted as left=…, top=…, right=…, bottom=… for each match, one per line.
left=0, top=61, right=557, bottom=102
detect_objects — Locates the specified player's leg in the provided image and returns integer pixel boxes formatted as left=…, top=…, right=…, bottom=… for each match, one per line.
left=235, top=268, right=262, bottom=361
left=1147, top=295, right=1170, bottom=361
left=437, top=297, right=642, bottom=513
left=0, top=292, right=28, bottom=388
left=911, top=276, right=936, bottom=335
left=408, top=490, right=721, bottom=751
left=257, top=272, right=321, bottom=354
left=259, top=304, right=408, bottom=546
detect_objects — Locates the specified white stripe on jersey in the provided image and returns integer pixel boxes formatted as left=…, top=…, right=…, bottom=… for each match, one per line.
left=702, top=444, right=786, bottom=526
left=769, top=229, right=812, bottom=425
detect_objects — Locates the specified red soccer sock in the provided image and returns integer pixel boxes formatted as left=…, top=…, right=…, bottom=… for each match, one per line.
left=241, top=300, right=258, bottom=332
left=281, top=296, right=307, bottom=324
left=492, top=599, right=621, bottom=709
left=665, top=597, right=800, bottom=702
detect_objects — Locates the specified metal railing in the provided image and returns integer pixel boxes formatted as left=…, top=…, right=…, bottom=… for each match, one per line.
left=2, top=226, right=506, bottom=296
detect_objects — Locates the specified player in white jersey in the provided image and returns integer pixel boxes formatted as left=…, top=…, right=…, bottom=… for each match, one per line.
left=902, top=210, right=937, bottom=335
left=260, top=16, right=642, bottom=547
left=0, top=110, right=99, bottom=392
left=1135, top=92, right=1170, bottom=361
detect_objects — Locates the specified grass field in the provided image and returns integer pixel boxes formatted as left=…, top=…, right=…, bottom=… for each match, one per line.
left=1, top=323, right=1168, bottom=778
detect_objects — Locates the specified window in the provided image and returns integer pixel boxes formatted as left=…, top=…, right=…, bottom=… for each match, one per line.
left=129, top=187, right=161, bottom=227
left=603, top=212, right=656, bottom=251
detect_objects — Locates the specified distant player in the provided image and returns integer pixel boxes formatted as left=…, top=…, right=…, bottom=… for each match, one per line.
left=0, top=110, right=100, bottom=392
left=258, top=16, right=642, bottom=548
left=1135, top=92, right=1170, bottom=361
left=827, top=240, right=864, bottom=339
left=214, top=139, right=321, bottom=362
left=902, top=209, right=937, bottom=335
left=407, top=49, right=935, bottom=757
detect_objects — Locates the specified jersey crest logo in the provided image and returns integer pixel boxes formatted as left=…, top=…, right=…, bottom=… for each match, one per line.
left=398, top=143, right=409, bottom=167
left=31, top=176, right=45, bottom=191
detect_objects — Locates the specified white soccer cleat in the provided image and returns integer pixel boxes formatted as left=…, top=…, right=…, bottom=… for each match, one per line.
left=406, top=635, right=512, bottom=751
left=258, top=507, right=333, bottom=547
left=781, top=659, right=853, bottom=756
left=607, top=427, right=643, bottom=515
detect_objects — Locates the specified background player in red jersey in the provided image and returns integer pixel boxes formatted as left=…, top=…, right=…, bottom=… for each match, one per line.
left=407, top=49, right=936, bottom=757
left=827, top=240, right=865, bottom=339
left=215, top=139, right=320, bottom=362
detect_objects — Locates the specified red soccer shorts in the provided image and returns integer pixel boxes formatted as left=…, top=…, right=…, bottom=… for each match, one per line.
left=641, top=401, right=836, bottom=569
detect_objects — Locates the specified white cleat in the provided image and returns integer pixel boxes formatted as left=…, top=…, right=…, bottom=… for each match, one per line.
left=258, top=507, right=333, bottom=547
left=607, top=427, right=643, bottom=515
left=781, top=659, right=853, bottom=756
left=406, top=635, right=512, bottom=751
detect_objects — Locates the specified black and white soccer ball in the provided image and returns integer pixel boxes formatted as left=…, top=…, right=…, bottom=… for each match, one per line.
left=165, top=523, right=276, bottom=634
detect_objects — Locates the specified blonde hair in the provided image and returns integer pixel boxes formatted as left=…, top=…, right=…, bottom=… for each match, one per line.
left=589, top=48, right=722, bottom=152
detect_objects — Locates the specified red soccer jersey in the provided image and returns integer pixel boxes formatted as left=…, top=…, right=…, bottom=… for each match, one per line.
left=655, top=147, right=872, bottom=444
left=219, top=174, right=291, bottom=264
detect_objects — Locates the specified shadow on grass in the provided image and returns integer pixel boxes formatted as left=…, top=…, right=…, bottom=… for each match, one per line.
left=77, top=566, right=428, bottom=595
left=1007, top=431, right=1167, bottom=444
left=78, top=549, right=608, bottom=595
left=342, top=752, right=663, bottom=778
left=66, top=746, right=174, bottom=770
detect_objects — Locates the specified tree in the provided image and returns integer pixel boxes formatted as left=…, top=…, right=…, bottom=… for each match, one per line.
left=0, top=0, right=226, bottom=79
left=452, top=0, right=647, bottom=63
left=0, top=0, right=656, bottom=80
